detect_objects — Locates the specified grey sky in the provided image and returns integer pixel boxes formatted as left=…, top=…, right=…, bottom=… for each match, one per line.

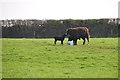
left=0, top=0, right=119, bottom=20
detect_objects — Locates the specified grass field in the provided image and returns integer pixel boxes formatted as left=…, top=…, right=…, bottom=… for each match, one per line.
left=2, top=38, right=118, bottom=78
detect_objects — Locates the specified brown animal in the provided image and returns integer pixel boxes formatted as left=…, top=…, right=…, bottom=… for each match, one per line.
left=67, top=27, right=90, bottom=45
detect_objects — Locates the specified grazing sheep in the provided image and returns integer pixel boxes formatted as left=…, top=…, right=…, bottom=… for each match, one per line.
left=54, top=34, right=66, bottom=44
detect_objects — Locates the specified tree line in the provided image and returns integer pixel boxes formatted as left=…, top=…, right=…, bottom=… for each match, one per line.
left=0, top=18, right=119, bottom=38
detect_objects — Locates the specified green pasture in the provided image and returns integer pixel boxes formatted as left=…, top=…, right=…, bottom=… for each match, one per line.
left=2, top=38, right=118, bottom=78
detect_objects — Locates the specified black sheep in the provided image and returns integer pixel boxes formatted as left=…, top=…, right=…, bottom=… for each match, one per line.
left=54, top=34, right=66, bottom=44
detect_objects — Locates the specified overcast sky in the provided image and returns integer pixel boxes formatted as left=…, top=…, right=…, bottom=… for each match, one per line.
left=0, top=0, right=119, bottom=20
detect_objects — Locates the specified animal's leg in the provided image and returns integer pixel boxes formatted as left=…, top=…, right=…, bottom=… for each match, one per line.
left=75, top=40, right=77, bottom=45
left=73, top=40, right=77, bottom=45
left=54, top=40, right=57, bottom=44
left=82, top=38, right=85, bottom=45
left=73, top=40, right=75, bottom=45
left=86, top=37, right=89, bottom=44
left=61, top=40, right=63, bottom=44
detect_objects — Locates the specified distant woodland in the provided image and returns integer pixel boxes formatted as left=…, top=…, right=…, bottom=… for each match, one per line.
left=0, top=18, right=119, bottom=38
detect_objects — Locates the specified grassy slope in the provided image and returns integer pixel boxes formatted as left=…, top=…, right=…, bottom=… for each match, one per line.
left=2, top=38, right=118, bottom=78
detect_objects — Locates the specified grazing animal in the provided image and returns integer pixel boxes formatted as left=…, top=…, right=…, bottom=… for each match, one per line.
left=67, top=27, right=90, bottom=45
left=54, top=34, right=66, bottom=44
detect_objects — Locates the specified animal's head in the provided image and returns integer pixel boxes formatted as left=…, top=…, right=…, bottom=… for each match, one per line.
left=68, top=36, right=73, bottom=41
left=65, top=29, right=71, bottom=37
